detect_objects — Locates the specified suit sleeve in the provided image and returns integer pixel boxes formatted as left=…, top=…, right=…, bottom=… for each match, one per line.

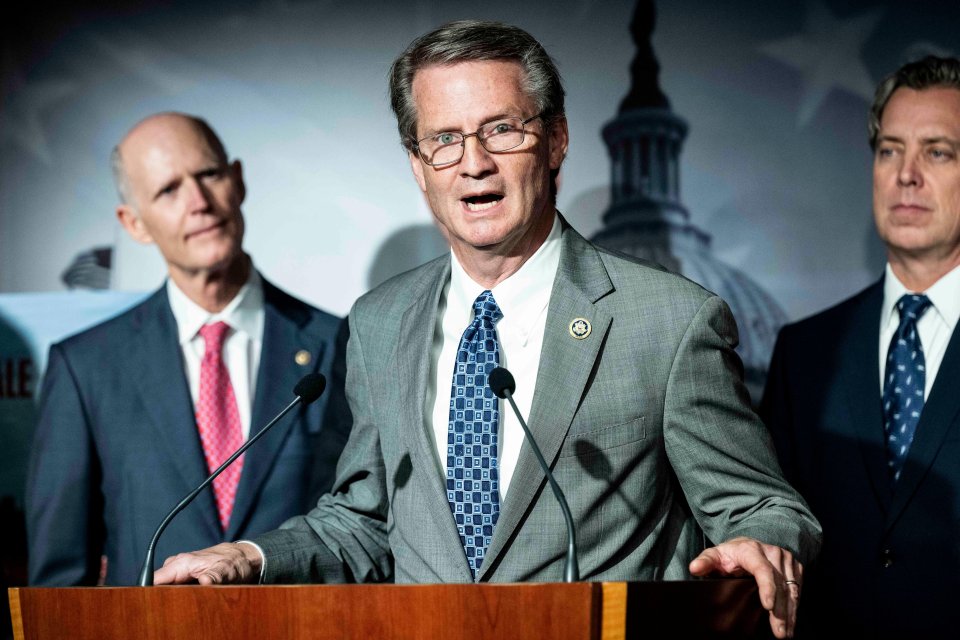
left=662, top=296, right=822, bottom=565
left=25, top=343, right=104, bottom=586
left=255, top=312, right=393, bottom=584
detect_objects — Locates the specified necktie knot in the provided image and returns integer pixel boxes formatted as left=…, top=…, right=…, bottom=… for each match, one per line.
left=896, top=294, right=931, bottom=323
left=472, top=290, right=503, bottom=327
left=199, top=321, right=231, bottom=356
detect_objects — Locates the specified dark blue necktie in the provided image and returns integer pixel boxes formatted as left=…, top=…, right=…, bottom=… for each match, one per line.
left=882, top=294, right=932, bottom=483
left=447, top=290, right=502, bottom=578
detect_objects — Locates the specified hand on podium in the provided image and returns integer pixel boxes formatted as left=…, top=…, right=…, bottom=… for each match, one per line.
left=153, top=542, right=263, bottom=585
left=689, top=536, right=802, bottom=639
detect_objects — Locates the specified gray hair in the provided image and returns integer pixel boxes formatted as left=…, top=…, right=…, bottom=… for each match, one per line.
left=869, top=55, right=960, bottom=150
left=388, top=20, right=565, bottom=151
left=111, top=113, right=229, bottom=205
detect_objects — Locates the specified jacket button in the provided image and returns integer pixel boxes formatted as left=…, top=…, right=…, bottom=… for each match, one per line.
left=880, top=549, right=894, bottom=568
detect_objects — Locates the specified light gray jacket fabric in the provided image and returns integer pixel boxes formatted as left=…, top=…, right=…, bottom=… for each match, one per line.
left=256, top=222, right=821, bottom=584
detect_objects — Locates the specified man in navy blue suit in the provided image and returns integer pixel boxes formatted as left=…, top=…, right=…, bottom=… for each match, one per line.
left=25, top=112, right=352, bottom=586
left=762, top=56, right=960, bottom=638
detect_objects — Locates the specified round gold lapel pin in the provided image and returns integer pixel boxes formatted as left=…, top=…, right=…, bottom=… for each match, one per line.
left=294, top=350, right=312, bottom=366
left=569, top=318, right=592, bottom=340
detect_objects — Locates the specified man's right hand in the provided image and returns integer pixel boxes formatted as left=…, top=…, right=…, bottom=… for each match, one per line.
left=153, top=542, right=263, bottom=585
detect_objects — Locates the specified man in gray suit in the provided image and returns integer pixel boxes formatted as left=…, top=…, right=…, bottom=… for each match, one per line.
left=156, top=21, right=820, bottom=639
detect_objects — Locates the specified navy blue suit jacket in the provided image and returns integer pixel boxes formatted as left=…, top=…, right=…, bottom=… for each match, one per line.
left=26, top=278, right=352, bottom=586
left=762, top=279, right=960, bottom=638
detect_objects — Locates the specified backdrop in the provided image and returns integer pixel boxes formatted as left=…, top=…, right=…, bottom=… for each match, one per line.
left=1, top=0, right=957, bottom=599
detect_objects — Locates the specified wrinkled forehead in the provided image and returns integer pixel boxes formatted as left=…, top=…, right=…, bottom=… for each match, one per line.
left=410, top=60, right=533, bottom=132
left=122, top=117, right=223, bottom=168
left=880, top=87, right=960, bottom=137
left=119, top=119, right=223, bottom=201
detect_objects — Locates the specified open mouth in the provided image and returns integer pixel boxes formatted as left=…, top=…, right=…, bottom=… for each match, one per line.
left=463, top=194, right=504, bottom=211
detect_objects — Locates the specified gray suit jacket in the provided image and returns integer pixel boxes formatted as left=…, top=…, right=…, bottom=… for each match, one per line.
left=256, top=222, right=820, bottom=583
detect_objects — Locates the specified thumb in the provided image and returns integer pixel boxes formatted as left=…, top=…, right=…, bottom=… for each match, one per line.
left=689, top=548, right=722, bottom=576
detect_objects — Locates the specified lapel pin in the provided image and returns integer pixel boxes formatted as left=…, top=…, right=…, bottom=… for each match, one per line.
left=294, top=350, right=312, bottom=366
left=569, top=318, right=591, bottom=340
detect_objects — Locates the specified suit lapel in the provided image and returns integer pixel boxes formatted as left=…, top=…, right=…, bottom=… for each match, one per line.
left=887, top=320, right=960, bottom=528
left=394, top=257, right=474, bottom=578
left=837, top=282, right=893, bottom=513
left=129, top=287, right=221, bottom=540
left=227, top=280, right=317, bottom=539
left=480, top=225, right=613, bottom=580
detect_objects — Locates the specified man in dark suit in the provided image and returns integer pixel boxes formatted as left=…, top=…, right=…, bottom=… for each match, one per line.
left=762, top=56, right=960, bottom=638
left=25, top=112, right=351, bottom=586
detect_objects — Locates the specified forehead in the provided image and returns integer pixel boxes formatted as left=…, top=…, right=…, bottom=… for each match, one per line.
left=123, top=119, right=220, bottom=173
left=880, top=86, right=960, bottom=137
left=410, top=60, right=534, bottom=133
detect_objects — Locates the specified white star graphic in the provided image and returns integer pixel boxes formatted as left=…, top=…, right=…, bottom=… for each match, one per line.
left=759, top=0, right=883, bottom=126
left=0, top=63, right=76, bottom=165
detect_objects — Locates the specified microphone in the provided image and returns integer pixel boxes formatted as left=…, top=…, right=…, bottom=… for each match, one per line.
left=488, top=366, right=579, bottom=582
left=137, top=372, right=327, bottom=586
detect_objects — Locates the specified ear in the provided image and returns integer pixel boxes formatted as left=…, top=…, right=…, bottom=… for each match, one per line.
left=230, top=159, right=246, bottom=204
left=547, top=116, right=569, bottom=171
left=116, top=205, right=154, bottom=245
left=409, top=150, right=427, bottom=193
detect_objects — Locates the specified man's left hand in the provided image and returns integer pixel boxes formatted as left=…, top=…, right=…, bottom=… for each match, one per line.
left=689, top=536, right=802, bottom=639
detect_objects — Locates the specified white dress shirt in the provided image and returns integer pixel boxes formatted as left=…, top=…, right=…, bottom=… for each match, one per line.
left=879, top=263, right=960, bottom=398
left=166, top=269, right=265, bottom=439
left=427, top=215, right=562, bottom=500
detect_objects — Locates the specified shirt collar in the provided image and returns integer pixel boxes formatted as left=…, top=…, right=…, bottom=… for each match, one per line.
left=883, top=262, right=960, bottom=332
left=448, top=214, right=562, bottom=338
left=167, top=268, right=264, bottom=346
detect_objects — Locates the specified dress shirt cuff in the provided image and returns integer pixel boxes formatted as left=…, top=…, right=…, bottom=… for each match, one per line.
left=234, top=539, right=267, bottom=584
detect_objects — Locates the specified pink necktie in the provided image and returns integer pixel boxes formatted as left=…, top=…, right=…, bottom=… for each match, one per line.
left=196, top=321, right=244, bottom=531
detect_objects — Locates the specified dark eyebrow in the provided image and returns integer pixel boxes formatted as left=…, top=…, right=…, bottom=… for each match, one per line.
left=920, top=136, right=960, bottom=147
left=876, top=134, right=960, bottom=147
left=876, top=135, right=905, bottom=145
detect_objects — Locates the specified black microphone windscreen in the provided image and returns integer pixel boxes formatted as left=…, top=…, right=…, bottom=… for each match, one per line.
left=488, top=367, right=516, bottom=398
left=294, top=373, right=326, bottom=403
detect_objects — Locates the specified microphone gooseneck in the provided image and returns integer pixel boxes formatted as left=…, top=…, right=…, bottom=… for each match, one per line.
left=137, top=373, right=327, bottom=586
left=488, top=366, right=579, bottom=582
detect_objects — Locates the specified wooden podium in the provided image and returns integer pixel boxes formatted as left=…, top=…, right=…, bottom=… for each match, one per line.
left=9, top=579, right=765, bottom=639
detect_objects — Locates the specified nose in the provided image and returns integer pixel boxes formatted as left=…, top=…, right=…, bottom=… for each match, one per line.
left=459, top=134, right=497, bottom=179
left=183, top=177, right=213, bottom=212
left=897, top=151, right=922, bottom=188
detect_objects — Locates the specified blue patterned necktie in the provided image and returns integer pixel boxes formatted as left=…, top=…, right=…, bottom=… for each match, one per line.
left=882, top=294, right=932, bottom=483
left=447, top=290, right=503, bottom=578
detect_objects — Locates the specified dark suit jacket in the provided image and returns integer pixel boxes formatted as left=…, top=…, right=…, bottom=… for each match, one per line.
left=762, top=279, right=960, bottom=638
left=26, top=278, right=352, bottom=586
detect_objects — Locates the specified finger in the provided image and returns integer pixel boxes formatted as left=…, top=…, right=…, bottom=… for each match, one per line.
left=197, top=571, right=218, bottom=586
left=782, top=558, right=802, bottom=637
left=689, top=546, right=749, bottom=576
left=689, top=547, right=723, bottom=576
left=154, top=559, right=196, bottom=585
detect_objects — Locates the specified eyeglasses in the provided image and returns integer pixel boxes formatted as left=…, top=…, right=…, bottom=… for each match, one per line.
left=413, top=113, right=544, bottom=166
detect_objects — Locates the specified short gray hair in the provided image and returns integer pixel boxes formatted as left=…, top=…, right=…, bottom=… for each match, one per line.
left=111, top=113, right=229, bottom=205
left=389, top=20, right=565, bottom=151
left=869, top=55, right=960, bottom=150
